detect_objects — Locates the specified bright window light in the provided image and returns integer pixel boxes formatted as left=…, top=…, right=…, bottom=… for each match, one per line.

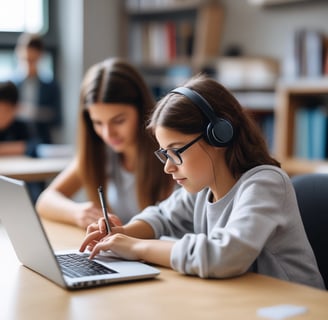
left=0, top=0, right=47, bottom=33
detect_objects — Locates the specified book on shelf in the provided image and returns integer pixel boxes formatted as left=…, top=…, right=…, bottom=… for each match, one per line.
left=291, top=28, right=325, bottom=78
left=303, top=29, right=324, bottom=77
left=323, top=36, right=328, bottom=75
left=166, top=21, right=176, bottom=61
left=128, top=22, right=144, bottom=63
left=149, top=22, right=166, bottom=64
left=311, top=107, right=328, bottom=160
left=293, top=106, right=328, bottom=160
left=293, top=107, right=311, bottom=159
left=260, top=113, right=275, bottom=153
left=175, top=20, right=194, bottom=59
left=128, top=19, right=194, bottom=64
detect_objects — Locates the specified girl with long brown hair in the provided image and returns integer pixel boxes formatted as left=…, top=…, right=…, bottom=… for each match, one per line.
left=36, top=58, right=175, bottom=228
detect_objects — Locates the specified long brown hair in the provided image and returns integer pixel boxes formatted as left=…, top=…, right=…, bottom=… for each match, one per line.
left=148, top=74, right=280, bottom=179
left=76, top=57, right=174, bottom=210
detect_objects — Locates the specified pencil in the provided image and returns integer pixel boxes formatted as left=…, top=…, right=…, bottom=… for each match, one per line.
left=97, top=185, right=111, bottom=233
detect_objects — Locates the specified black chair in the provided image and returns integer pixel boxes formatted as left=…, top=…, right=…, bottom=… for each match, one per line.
left=291, top=173, right=328, bottom=289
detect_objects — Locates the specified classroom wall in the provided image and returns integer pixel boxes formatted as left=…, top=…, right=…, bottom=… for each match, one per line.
left=56, top=0, right=328, bottom=145
left=56, top=0, right=83, bottom=145
left=56, top=0, right=121, bottom=144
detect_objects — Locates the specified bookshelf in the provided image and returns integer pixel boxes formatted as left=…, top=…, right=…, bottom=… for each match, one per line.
left=123, top=1, right=279, bottom=153
left=122, top=0, right=224, bottom=97
left=274, top=78, right=328, bottom=175
left=211, top=56, right=280, bottom=153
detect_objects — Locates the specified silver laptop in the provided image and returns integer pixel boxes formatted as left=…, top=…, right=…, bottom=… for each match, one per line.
left=0, top=175, right=160, bottom=290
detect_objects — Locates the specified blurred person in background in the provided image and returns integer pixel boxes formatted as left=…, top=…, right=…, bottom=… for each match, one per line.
left=0, top=80, right=38, bottom=156
left=0, top=80, right=41, bottom=202
left=12, top=32, right=62, bottom=145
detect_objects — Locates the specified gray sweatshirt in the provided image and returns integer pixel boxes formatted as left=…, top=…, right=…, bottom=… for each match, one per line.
left=131, top=165, right=325, bottom=289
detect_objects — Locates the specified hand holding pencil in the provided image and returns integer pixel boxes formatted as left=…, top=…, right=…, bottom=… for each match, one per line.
left=79, top=186, right=123, bottom=254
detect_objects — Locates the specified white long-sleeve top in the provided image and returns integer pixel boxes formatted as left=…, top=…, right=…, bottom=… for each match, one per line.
left=131, top=165, right=325, bottom=289
left=106, top=148, right=140, bottom=224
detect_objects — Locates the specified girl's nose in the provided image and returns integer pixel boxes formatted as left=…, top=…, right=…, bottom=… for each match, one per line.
left=101, top=124, right=113, bottom=139
left=164, top=158, right=177, bottom=174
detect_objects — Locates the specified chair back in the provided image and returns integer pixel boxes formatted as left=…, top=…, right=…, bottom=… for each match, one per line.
left=291, top=173, right=328, bottom=289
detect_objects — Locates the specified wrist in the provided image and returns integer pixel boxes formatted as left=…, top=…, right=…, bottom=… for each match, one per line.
left=111, top=226, right=126, bottom=235
left=133, top=240, right=149, bottom=261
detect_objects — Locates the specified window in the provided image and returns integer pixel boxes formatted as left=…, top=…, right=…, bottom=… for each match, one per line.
left=0, top=0, right=51, bottom=81
left=0, top=0, right=48, bottom=34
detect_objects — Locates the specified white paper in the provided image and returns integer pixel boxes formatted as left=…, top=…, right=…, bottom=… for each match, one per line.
left=257, top=304, right=308, bottom=319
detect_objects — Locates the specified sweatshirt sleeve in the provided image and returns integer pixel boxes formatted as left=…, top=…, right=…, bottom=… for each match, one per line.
left=130, top=187, right=197, bottom=239
left=171, top=169, right=291, bottom=279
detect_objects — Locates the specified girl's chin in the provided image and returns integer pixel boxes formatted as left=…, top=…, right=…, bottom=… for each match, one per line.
left=180, top=184, right=201, bottom=194
left=108, top=143, right=125, bottom=152
left=179, top=183, right=204, bottom=194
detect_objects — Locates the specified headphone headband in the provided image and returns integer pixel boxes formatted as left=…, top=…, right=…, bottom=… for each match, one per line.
left=170, top=86, right=234, bottom=147
left=171, top=87, right=217, bottom=123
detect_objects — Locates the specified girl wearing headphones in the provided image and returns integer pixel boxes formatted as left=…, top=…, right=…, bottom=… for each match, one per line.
left=80, top=74, right=324, bottom=289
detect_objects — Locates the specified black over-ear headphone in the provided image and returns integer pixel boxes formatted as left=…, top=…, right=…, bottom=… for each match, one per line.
left=170, top=87, right=234, bottom=147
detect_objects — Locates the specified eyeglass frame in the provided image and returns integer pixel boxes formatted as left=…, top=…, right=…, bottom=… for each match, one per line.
left=154, top=134, right=203, bottom=166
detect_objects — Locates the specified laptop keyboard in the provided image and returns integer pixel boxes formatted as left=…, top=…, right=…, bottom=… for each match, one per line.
left=56, top=253, right=117, bottom=278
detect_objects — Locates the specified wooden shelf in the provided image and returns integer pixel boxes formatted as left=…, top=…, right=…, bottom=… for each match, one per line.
left=274, top=77, right=328, bottom=175
left=122, top=0, right=224, bottom=97
left=280, top=158, right=328, bottom=175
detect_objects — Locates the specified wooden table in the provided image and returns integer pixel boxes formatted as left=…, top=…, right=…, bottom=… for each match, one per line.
left=0, top=156, right=71, bottom=181
left=0, top=220, right=327, bottom=320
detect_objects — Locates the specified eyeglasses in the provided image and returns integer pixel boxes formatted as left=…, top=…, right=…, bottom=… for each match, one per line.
left=154, top=134, right=203, bottom=166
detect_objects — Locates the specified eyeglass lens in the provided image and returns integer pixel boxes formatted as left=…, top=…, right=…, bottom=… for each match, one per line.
left=157, top=149, right=181, bottom=165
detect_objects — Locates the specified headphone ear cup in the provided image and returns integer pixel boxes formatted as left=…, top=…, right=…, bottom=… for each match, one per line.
left=206, top=118, right=233, bottom=147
